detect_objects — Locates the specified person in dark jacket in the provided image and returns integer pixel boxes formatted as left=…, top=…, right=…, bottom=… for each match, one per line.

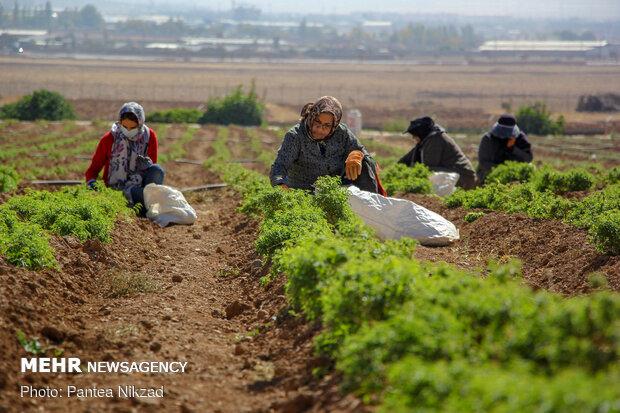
left=270, top=96, right=386, bottom=194
left=398, top=116, right=476, bottom=189
left=477, top=114, right=533, bottom=184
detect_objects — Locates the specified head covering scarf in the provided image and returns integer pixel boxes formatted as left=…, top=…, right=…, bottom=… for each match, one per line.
left=300, top=96, right=343, bottom=140
left=403, top=116, right=435, bottom=139
left=108, top=102, right=151, bottom=198
left=490, top=114, right=521, bottom=139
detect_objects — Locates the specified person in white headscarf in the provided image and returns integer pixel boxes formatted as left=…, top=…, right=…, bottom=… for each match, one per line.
left=85, top=102, right=165, bottom=211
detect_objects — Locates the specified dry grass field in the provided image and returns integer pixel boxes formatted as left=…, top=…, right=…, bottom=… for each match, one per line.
left=1, top=56, right=619, bottom=131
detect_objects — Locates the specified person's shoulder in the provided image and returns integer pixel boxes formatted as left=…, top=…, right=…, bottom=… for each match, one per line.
left=282, top=123, right=304, bottom=144
left=517, top=131, right=529, bottom=141
left=100, top=130, right=114, bottom=143
left=480, top=132, right=493, bottom=142
left=335, top=123, right=355, bottom=138
left=427, top=127, right=449, bottom=142
left=286, top=123, right=302, bottom=136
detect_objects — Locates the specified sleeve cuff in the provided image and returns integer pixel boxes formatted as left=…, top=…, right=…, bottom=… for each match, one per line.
left=272, top=176, right=286, bottom=186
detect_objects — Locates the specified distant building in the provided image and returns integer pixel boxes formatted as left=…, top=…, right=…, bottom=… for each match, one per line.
left=478, top=40, right=614, bottom=59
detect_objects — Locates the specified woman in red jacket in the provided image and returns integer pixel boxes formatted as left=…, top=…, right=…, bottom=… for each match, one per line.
left=85, top=102, right=165, bottom=211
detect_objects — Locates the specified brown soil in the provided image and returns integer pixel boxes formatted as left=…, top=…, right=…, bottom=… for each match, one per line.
left=0, top=119, right=616, bottom=412
left=0, top=134, right=362, bottom=412
left=402, top=193, right=620, bottom=295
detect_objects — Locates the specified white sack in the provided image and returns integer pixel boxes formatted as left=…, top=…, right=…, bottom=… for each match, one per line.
left=429, top=172, right=460, bottom=197
left=143, top=183, right=197, bottom=227
left=347, top=186, right=459, bottom=246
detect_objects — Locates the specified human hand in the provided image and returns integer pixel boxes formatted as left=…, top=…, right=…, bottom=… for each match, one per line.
left=136, top=155, right=153, bottom=171
left=345, top=150, right=364, bottom=180
left=279, top=184, right=290, bottom=190
left=507, top=137, right=516, bottom=149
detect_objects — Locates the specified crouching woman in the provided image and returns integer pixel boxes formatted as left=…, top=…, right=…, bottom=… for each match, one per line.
left=84, top=102, right=165, bottom=212
left=270, top=96, right=385, bottom=194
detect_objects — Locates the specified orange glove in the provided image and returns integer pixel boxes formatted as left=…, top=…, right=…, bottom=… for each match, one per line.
left=507, top=137, right=516, bottom=148
left=345, top=150, right=364, bottom=181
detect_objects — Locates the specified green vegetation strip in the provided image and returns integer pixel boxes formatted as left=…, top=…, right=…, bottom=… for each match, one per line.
left=0, top=166, right=20, bottom=193
left=0, top=185, right=132, bottom=269
left=206, top=140, right=619, bottom=411
left=381, top=163, right=432, bottom=195
left=447, top=162, right=620, bottom=255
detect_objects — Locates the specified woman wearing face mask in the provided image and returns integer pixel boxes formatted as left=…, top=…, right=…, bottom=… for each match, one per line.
left=85, top=102, right=165, bottom=212
left=270, top=96, right=386, bottom=194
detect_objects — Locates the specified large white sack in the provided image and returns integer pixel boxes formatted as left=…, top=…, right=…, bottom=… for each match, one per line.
left=347, top=186, right=459, bottom=246
left=429, top=172, right=459, bottom=197
left=143, top=183, right=197, bottom=227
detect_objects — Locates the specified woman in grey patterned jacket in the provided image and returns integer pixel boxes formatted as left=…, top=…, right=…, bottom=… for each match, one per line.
left=270, top=96, right=385, bottom=194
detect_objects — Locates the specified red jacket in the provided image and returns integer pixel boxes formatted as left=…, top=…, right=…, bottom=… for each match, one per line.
left=85, top=128, right=158, bottom=186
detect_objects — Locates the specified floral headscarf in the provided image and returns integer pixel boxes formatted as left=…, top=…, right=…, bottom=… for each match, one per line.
left=300, top=96, right=343, bottom=138
left=108, top=102, right=150, bottom=199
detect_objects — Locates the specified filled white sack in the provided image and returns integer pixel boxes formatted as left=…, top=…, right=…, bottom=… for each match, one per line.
left=429, top=172, right=460, bottom=197
left=143, top=183, right=197, bottom=227
left=347, top=186, right=459, bottom=246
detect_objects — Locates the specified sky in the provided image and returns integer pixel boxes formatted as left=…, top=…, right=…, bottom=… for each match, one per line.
left=223, top=0, right=620, bottom=20
left=6, top=0, right=620, bottom=21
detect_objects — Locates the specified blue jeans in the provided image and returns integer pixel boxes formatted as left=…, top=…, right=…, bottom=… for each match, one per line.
left=130, top=164, right=165, bottom=208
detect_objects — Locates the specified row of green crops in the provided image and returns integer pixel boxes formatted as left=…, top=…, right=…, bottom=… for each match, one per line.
left=0, top=185, right=133, bottom=269
left=205, top=136, right=620, bottom=412
left=381, top=160, right=618, bottom=199
left=0, top=166, right=20, bottom=193
left=485, top=161, right=619, bottom=191
left=447, top=163, right=620, bottom=255
left=381, top=163, right=432, bottom=195
left=374, top=160, right=619, bottom=254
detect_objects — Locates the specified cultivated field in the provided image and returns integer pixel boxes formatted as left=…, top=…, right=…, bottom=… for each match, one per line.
left=1, top=119, right=619, bottom=412
left=1, top=51, right=620, bottom=410
left=1, top=56, right=620, bottom=132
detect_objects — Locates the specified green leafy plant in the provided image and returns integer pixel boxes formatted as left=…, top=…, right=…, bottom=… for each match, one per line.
left=0, top=185, right=133, bottom=269
left=0, top=165, right=20, bottom=192
left=589, top=211, right=620, bottom=255
left=381, top=163, right=432, bottom=195
left=532, top=168, right=594, bottom=194
left=516, top=102, right=565, bottom=135
left=200, top=82, right=264, bottom=126
left=464, top=211, right=485, bottom=222
left=485, top=161, right=535, bottom=184
left=0, top=89, right=76, bottom=121
left=16, top=330, right=44, bottom=355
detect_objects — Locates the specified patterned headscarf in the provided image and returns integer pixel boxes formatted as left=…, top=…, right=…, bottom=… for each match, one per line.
left=300, top=96, right=343, bottom=139
left=108, top=102, right=150, bottom=199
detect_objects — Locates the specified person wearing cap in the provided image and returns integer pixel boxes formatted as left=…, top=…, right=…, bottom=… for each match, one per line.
left=477, top=114, right=533, bottom=184
left=398, top=116, right=476, bottom=189
left=85, top=102, right=165, bottom=212
left=270, top=96, right=386, bottom=194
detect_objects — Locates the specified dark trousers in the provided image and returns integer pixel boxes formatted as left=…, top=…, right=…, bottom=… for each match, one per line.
left=341, top=156, right=381, bottom=194
left=130, top=164, right=165, bottom=211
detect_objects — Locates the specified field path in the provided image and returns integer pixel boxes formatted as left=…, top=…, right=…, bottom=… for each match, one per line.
left=1, top=129, right=350, bottom=413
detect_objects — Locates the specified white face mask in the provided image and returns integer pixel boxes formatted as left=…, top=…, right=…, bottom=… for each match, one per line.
left=120, top=125, right=139, bottom=140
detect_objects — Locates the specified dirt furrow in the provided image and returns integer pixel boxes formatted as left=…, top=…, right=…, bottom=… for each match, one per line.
left=0, top=129, right=352, bottom=413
